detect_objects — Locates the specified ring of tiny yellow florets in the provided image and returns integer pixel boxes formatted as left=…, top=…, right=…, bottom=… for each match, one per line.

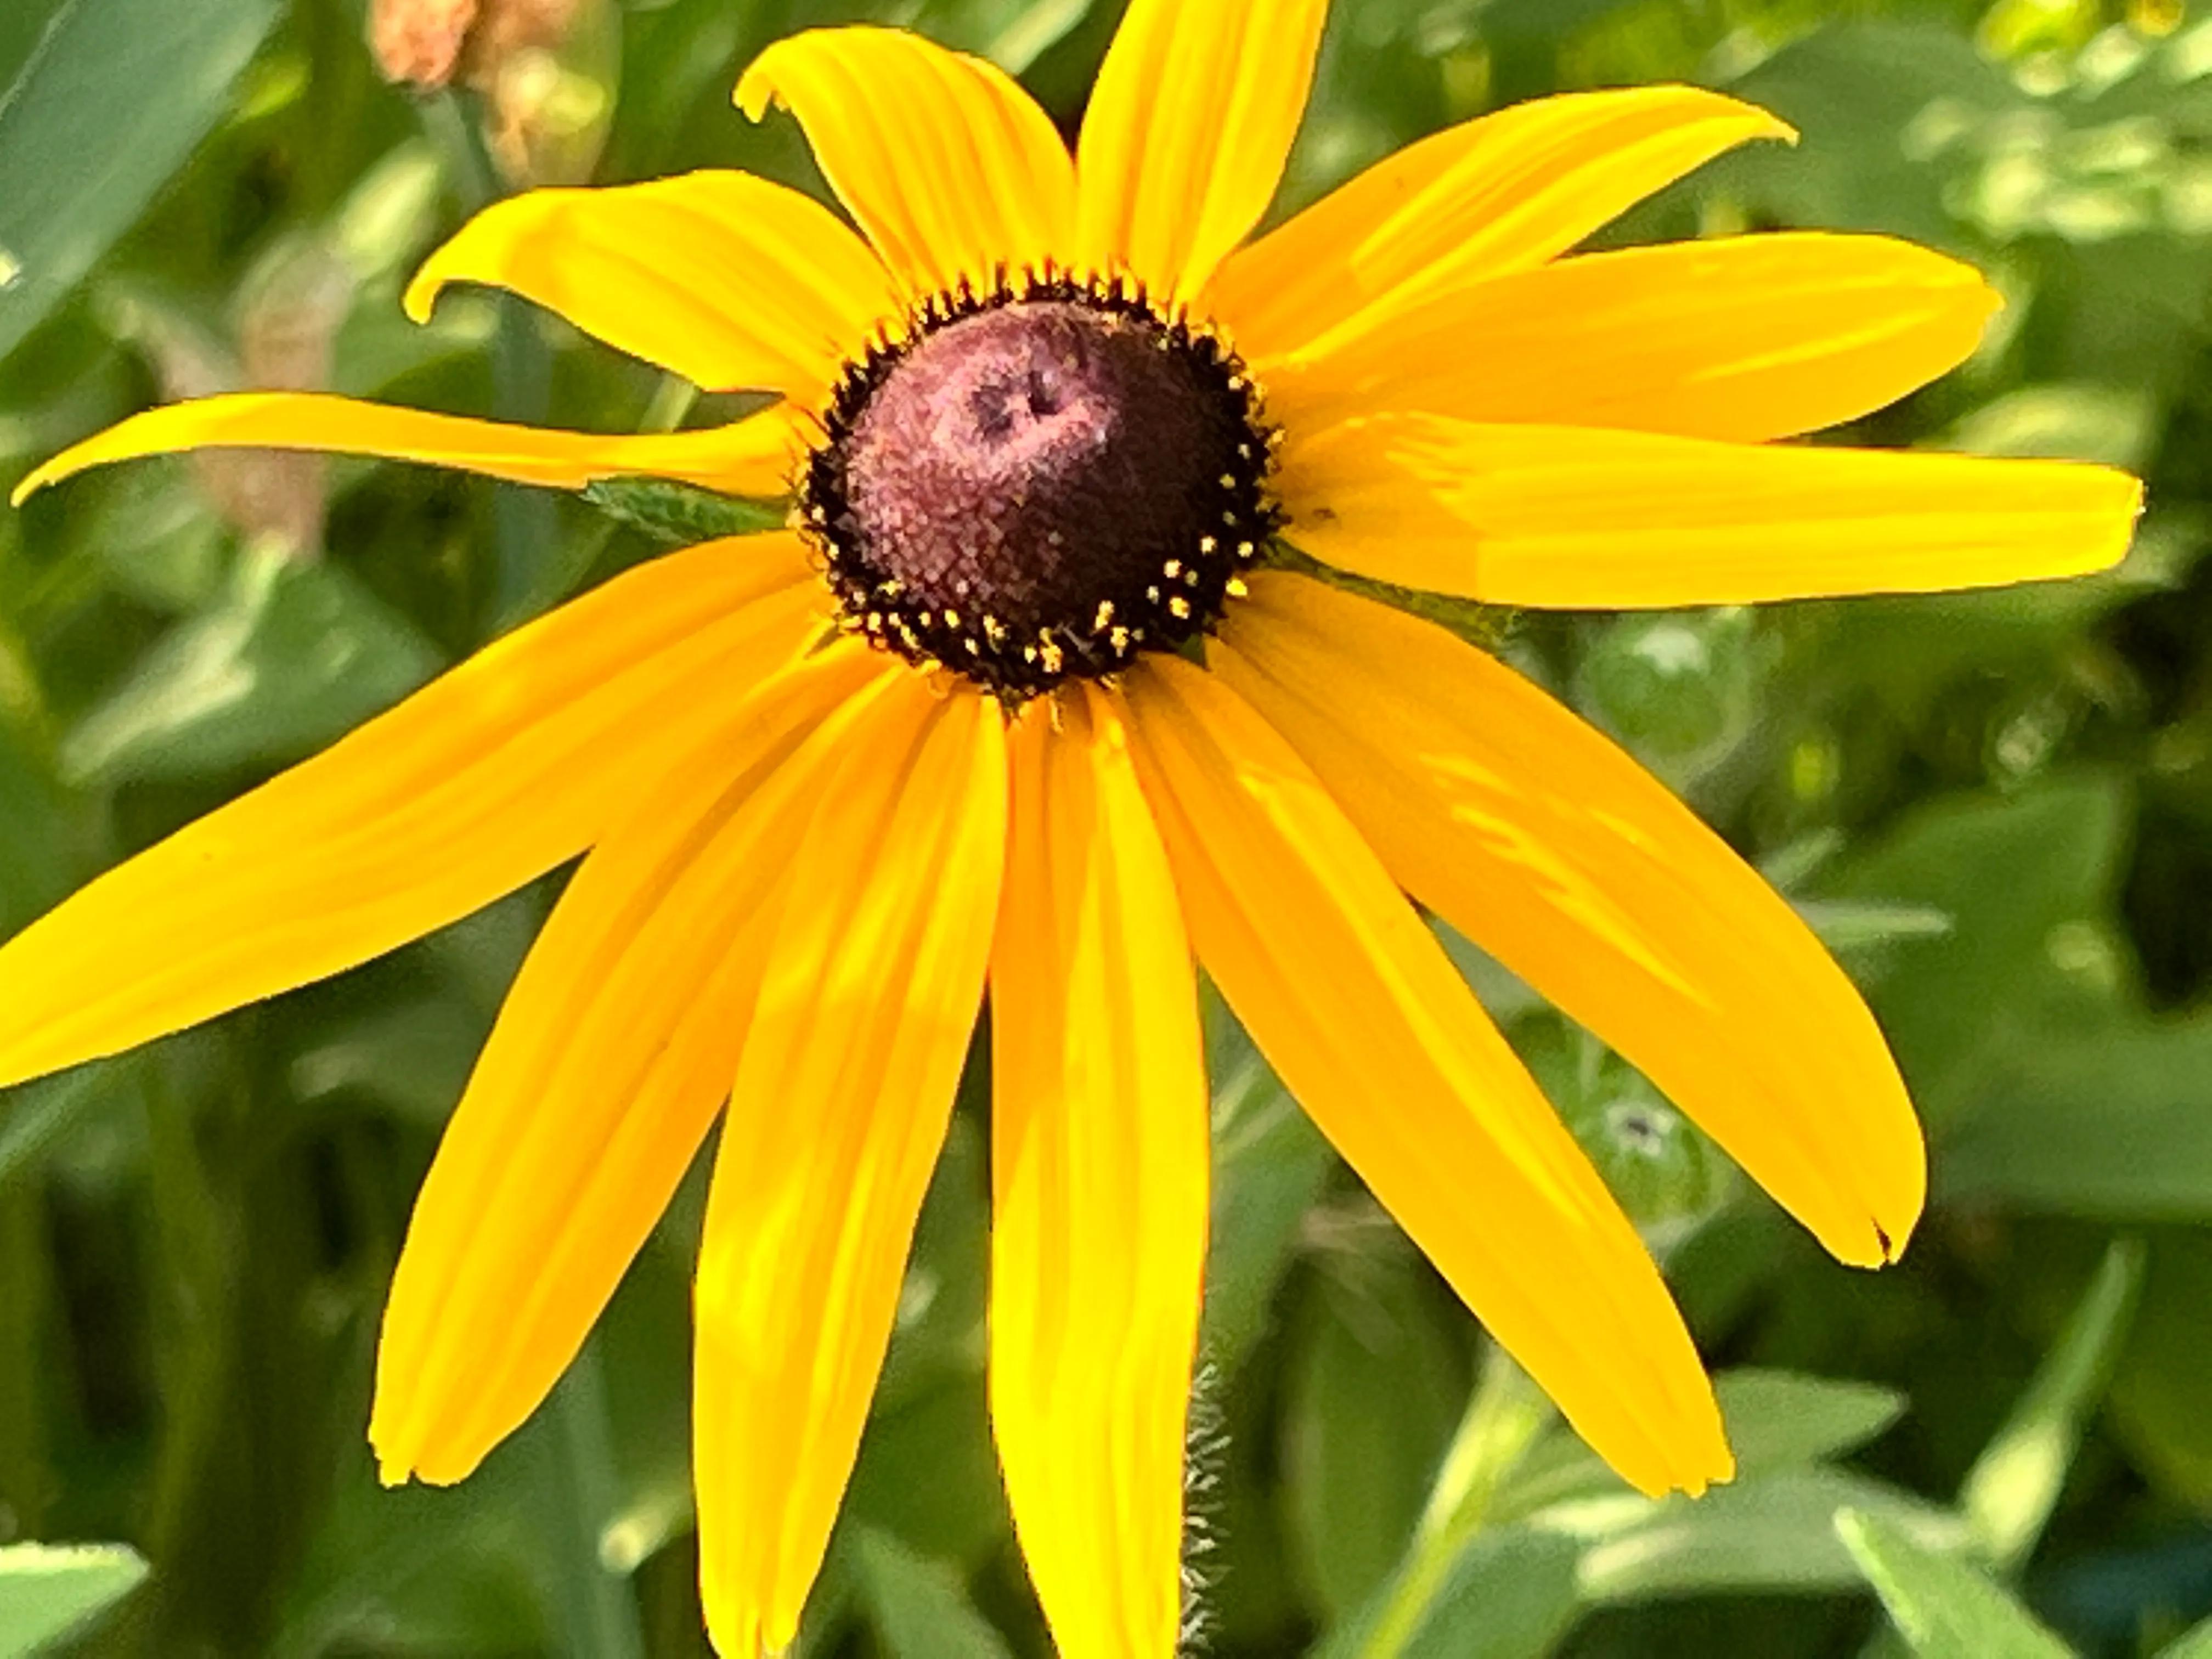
left=794, top=266, right=1283, bottom=704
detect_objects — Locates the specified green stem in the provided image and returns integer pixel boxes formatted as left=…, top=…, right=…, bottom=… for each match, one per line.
left=1356, top=1348, right=1556, bottom=1659
left=542, top=1341, right=647, bottom=1659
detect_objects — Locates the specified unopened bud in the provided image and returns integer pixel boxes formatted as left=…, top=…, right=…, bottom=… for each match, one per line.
left=368, top=0, right=479, bottom=91
left=369, top=0, right=617, bottom=187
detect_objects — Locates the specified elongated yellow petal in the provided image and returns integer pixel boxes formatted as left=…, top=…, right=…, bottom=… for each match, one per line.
left=1280, top=414, right=2143, bottom=606
left=991, top=688, right=1207, bottom=1659
left=372, top=645, right=890, bottom=1487
left=695, top=683, right=1008, bottom=1656
left=1206, top=86, right=1791, bottom=361
left=13, top=394, right=811, bottom=505
left=0, top=536, right=828, bottom=1090
left=406, top=171, right=899, bottom=396
left=1122, top=657, right=1729, bottom=1499
left=1218, top=574, right=1923, bottom=1266
left=1265, top=233, right=1999, bottom=443
left=737, top=27, right=1075, bottom=303
left=1076, top=0, right=1329, bottom=304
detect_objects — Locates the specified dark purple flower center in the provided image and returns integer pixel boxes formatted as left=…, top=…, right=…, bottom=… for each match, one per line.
left=801, top=279, right=1277, bottom=701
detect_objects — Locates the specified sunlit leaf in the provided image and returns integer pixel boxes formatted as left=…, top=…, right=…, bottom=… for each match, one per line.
left=1944, top=1020, right=2212, bottom=1219
left=1572, top=1470, right=1965, bottom=1602
left=1836, top=1507, right=2072, bottom=1659
left=1821, top=779, right=2130, bottom=1122
left=61, top=545, right=441, bottom=786
left=579, top=475, right=788, bottom=548
left=0, top=0, right=283, bottom=365
left=0, top=1543, right=146, bottom=1658
left=2162, top=1611, right=2212, bottom=1659
left=1282, top=1252, right=1469, bottom=1624
left=1331, top=1527, right=1583, bottom=1659
left=1962, top=1237, right=2145, bottom=1572
left=1201, top=1056, right=1333, bottom=1379
left=1498, top=1370, right=1906, bottom=1522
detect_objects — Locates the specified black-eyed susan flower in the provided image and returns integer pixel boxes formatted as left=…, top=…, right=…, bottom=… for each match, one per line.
left=2, top=1, right=2142, bottom=1652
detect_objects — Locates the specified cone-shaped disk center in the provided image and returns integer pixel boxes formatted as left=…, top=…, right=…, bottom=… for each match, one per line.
left=804, top=287, right=1275, bottom=699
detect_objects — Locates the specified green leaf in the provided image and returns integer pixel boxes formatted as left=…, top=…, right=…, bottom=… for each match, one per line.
left=0, top=0, right=283, bottom=365
left=1716, top=23, right=2022, bottom=252
left=2095, top=1232, right=2212, bottom=1511
left=2159, top=1612, right=2212, bottom=1659
left=1942, top=1018, right=2212, bottom=1219
left=1282, top=1254, right=1469, bottom=1626
left=985, top=0, right=1097, bottom=74
left=0, top=1068, right=115, bottom=1191
left=849, top=1528, right=1014, bottom=1659
left=525, top=1352, right=645, bottom=1659
left=1573, top=1469, right=1965, bottom=1602
left=288, top=997, right=487, bottom=1128
left=1835, top=1508, right=2073, bottom=1659
left=0, top=1543, right=148, bottom=1659
left=872, top=1113, right=989, bottom=1415
left=1940, top=383, right=2160, bottom=471
left=61, top=546, right=441, bottom=786
left=1962, top=1238, right=2145, bottom=1572
left=1497, top=1369, right=1905, bottom=1523
left=844, top=1376, right=1010, bottom=1573
left=1321, top=1353, right=1559, bottom=1659
left=1381, top=1527, right=1584, bottom=1659
left=0, top=3, right=69, bottom=93
left=1261, top=543, right=1514, bottom=651
left=1820, top=779, right=2130, bottom=1122
left=273, top=1442, right=560, bottom=1657
left=1795, top=900, right=1956, bottom=957
left=0, top=724, right=77, bottom=934
left=1716, top=1370, right=1910, bottom=1476
left=579, top=476, right=790, bottom=547
left=1201, top=1057, right=1333, bottom=1379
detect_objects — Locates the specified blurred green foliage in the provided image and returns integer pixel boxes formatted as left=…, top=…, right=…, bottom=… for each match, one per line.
left=2, top=0, right=2210, bottom=1654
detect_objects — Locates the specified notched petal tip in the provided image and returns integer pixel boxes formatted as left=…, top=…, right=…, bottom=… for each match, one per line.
left=1689, top=87, right=1798, bottom=148
left=1617, top=1404, right=1737, bottom=1502
left=1818, top=1098, right=1926, bottom=1272
left=1656, top=1395, right=1737, bottom=1499
left=401, top=257, right=451, bottom=325
left=1822, top=1139, right=1924, bottom=1270
left=398, top=201, right=519, bottom=325
left=1671, top=1449, right=1737, bottom=1502
left=2114, top=471, right=2151, bottom=535
left=2019, top=461, right=2147, bottom=581
left=10, top=465, right=55, bottom=507
left=731, top=54, right=783, bottom=122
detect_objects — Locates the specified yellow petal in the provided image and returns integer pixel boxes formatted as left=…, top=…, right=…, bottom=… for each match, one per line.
left=1206, top=86, right=1792, bottom=362
left=13, top=393, right=813, bottom=506
left=0, top=536, right=828, bottom=1091
left=1076, top=0, right=1329, bottom=304
left=1218, top=574, right=1923, bottom=1266
left=404, top=171, right=899, bottom=396
left=1266, top=232, right=2000, bottom=443
left=737, top=27, right=1075, bottom=303
left=991, top=687, right=1207, bottom=1659
left=1122, top=656, right=1729, bottom=1499
left=1279, top=413, right=2143, bottom=606
left=372, top=644, right=890, bottom=1487
left=695, top=682, right=1008, bottom=1656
